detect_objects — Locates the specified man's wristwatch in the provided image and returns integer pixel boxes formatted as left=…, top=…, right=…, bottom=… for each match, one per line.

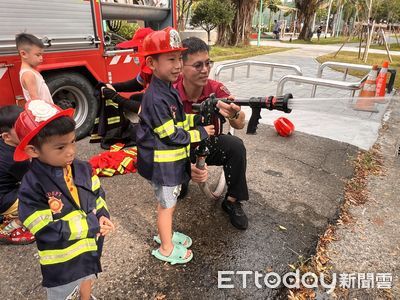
left=227, top=110, right=240, bottom=120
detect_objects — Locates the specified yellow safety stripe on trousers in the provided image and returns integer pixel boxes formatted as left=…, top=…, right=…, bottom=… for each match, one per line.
left=176, top=120, right=190, bottom=131
left=186, top=114, right=196, bottom=127
left=23, top=209, right=53, bottom=235
left=94, top=117, right=99, bottom=125
left=90, top=134, right=101, bottom=141
left=105, top=99, right=118, bottom=108
left=189, top=129, right=201, bottom=143
left=153, top=119, right=175, bottom=139
left=91, top=175, right=101, bottom=192
left=96, top=196, right=108, bottom=212
left=110, top=144, right=124, bottom=152
left=61, top=210, right=89, bottom=241
left=100, top=168, right=116, bottom=177
left=123, top=148, right=137, bottom=156
left=108, top=116, right=120, bottom=125
left=38, top=238, right=97, bottom=266
left=117, top=157, right=133, bottom=173
left=154, top=145, right=190, bottom=163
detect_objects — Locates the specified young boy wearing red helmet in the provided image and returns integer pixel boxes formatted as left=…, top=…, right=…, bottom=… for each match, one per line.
left=0, top=105, right=35, bottom=244
left=136, top=27, right=214, bottom=264
left=14, top=100, right=114, bottom=300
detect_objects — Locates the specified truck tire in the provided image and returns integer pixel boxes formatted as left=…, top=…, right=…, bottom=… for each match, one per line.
left=45, top=72, right=98, bottom=140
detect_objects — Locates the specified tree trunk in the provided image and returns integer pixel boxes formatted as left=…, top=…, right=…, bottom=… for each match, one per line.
left=216, top=0, right=258, bottom=46
left=296, top=0, right=323, bottom=41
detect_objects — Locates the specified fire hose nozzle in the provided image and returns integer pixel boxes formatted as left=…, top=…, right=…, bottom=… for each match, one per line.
left=265, top=93, right=293, bottom=113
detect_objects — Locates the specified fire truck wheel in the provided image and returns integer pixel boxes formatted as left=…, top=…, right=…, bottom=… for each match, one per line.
left=46, top=72, right=98, bottom=140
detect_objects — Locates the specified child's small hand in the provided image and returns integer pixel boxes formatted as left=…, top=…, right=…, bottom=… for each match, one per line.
left=98, top=216, right=115, bottom=236
left=203, top=125, right=215, bottom=136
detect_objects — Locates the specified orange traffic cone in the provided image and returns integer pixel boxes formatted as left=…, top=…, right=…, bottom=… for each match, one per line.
left=354, top=64, right=378, bottom=111
left=375, top=61, right=389, bottom=101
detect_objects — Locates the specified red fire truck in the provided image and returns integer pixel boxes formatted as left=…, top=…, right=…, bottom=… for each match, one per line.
left=0, top=0, right=176, bottom=138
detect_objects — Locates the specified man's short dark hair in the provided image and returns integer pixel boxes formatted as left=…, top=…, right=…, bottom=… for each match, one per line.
left=0, top=105, right=23, bottom=134
left=30, top=116, right=76, bottom=148
left=182, top=37, right=210, bottom=61
left=15, top=33, right=44, bottom=51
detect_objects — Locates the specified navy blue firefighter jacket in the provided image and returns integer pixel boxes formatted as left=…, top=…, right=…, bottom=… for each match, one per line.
left=136, top=75, right=208, bottom=186
left=18, top=158, right=110, bottom=288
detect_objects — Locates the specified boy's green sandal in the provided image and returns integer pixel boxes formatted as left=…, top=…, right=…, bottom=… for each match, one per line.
left=153, top=231, right=192, bottom=248
left=152, top=244, right=193, bottom=265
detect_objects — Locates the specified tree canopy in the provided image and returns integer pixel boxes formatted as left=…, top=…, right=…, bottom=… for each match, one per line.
left=190, top=0, right=234, bottom=43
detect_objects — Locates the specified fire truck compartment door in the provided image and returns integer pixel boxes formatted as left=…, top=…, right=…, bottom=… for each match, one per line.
left=0, top=0, right=97, bottom=54
left=0, top=63, right=17, bottom=106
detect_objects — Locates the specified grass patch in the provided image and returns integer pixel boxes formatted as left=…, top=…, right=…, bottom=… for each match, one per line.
left=369, top=43, right=400, bottom=51
left=282, top=36, right=359, bottom=45
left=316, top=51, right=400, bottom=89
left=210, top=46, right=292, bottom=62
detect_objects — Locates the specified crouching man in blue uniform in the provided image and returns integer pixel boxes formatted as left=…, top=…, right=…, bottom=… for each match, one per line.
left=136, top=28, right=214, bottom=264
left=14, top=100, right=114, bottom=300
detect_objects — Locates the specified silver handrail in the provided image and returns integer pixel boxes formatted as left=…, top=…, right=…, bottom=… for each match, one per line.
left=317, top=61, right=372, bottom=80
left=276, top=74, right=367, bottom=97
left=312, top=62, right=372, bottom=96
left=42, top=35, right=99, bottom=47
left=214, top=60, right=303, bottom=82
left=104, top=49, right=136, bottom=56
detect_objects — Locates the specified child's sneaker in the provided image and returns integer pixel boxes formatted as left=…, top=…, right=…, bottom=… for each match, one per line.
left=0, top=227, right=35, bottom=245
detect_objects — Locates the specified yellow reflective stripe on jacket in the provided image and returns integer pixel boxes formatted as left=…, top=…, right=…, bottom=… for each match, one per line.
left=23, top=209, right=53, bottom=235
left=38, top=238, right=97, bottom=265
left=62, top=211, right=89, bottom=241
left=108, top=116, right=120, bottom=125
left=105, top=99, right=118, bottom=108
left=154, top=145, right=190, bottom=163
left=153, top=119, right=175, bottom=139
left=189, top=129, right=201, bottom=143
left=176, top=120, right=190, bottom=131
left=91, top=175, right=101, bottom=192
left=186, top=114, right=196, bottom=127
left=94, top=118, right=99, bottom=125
left=96, top=196, right=108, bottom=212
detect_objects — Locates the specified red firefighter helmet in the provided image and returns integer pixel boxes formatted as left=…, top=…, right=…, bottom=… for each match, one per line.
left=139, top=26, right=187, bottom=57
left=274, top=117, right=295, bottom=137
left=116, top=27, right=154, bottom=51
left=14, top=100, right=74, bottom=161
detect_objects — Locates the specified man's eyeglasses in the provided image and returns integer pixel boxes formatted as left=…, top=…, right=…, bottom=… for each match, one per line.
left=184, top=60, right=214, bottom=71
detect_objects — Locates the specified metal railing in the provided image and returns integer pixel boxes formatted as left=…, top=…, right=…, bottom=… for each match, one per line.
left=311, top=62, right=372, bottom=97
left=214, top=60, right=303, bottom=82
left=276, top=74, right=367, bottom=97
left=317, top=61, right=372, bottom=81
left=316, top=61, right=397, bottom=94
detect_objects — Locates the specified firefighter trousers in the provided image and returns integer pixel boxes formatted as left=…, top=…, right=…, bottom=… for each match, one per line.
left=191, top=134, right=249, bottom=201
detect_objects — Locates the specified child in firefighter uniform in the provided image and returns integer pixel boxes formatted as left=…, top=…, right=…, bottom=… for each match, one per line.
left=0, top=105, right=35, bottom=244
left=14, top=100, right=114, bottom=300
left=136, top=27, right=214, bottom=264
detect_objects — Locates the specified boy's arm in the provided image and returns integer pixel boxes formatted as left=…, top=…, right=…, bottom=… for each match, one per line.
left=21, top=72, right=40, bottom=100
left=91, top=174, right=110, bottom=220
left=151, top=100, right=208, bottom=145
left=18, top=182, right=100, bottom=243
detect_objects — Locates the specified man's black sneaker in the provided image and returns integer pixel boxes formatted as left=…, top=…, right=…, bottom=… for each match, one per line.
left=221, top=198, right=248, bottom=230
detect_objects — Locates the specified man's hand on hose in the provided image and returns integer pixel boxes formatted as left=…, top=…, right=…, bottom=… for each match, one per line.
left=216, top=100, right=245, bottom=130
left=216, top=100, right=241, bottom=119
left=191, top=163, right=208, bottom=183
